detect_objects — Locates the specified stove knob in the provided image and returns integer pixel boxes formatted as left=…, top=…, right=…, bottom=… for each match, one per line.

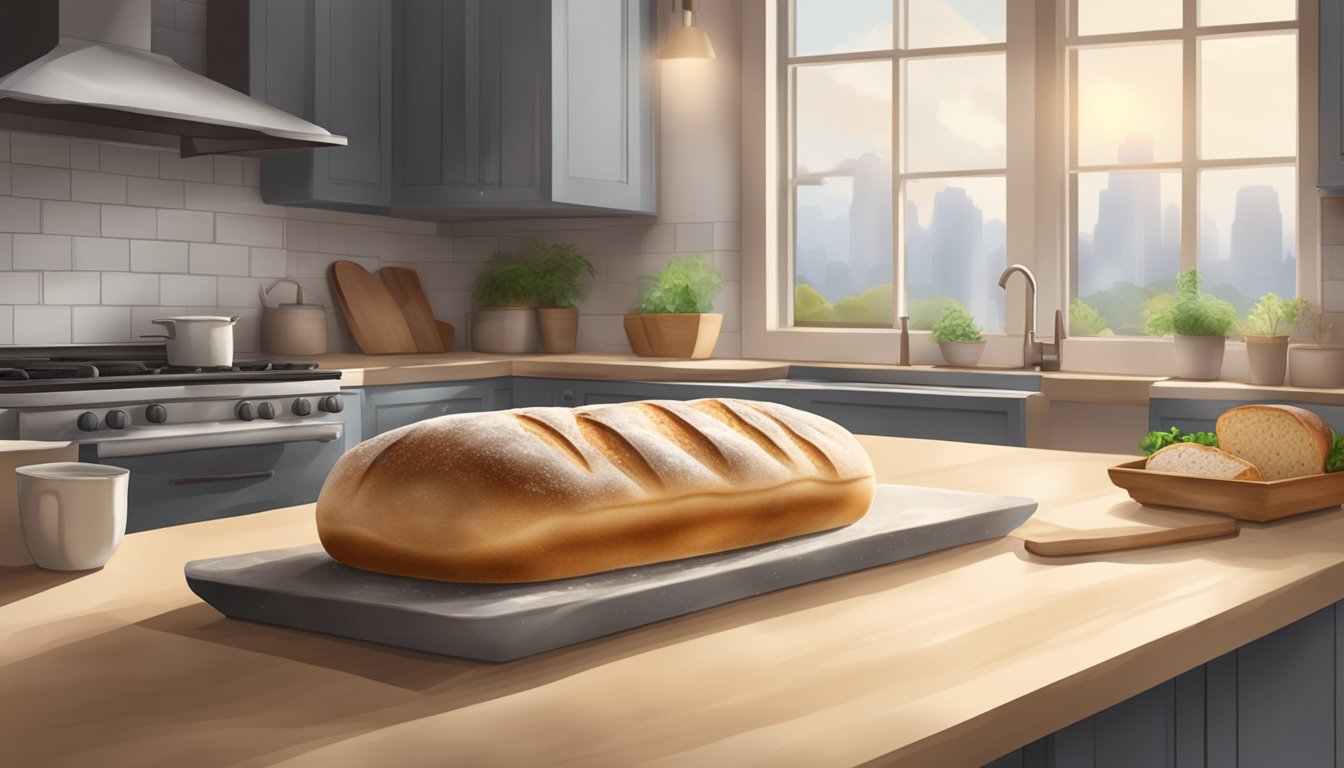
left=76, top=411, right=99, bottom=432
left=145, top=404, right=168, bottom=424
left=291, top=398, right=313, bottom=416
left=236, top=401, right=257, bottom=422
left=319, top=395, right=344, bottom=413
left=257, top=402, right=276, bottom=420
left=105, top=410, right=128, bottom=430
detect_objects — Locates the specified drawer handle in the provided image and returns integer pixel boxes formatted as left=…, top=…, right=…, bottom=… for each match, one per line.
left=168, top=470, right=276, bottom=486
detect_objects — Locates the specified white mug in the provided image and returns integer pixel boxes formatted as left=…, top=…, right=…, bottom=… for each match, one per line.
left=17, top=462, right=130, bottom=571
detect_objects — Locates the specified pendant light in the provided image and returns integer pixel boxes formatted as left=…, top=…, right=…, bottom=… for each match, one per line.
left=658, top=0, right=716, bottom=60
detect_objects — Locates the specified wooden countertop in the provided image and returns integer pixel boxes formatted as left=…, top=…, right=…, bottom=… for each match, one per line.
left=6, top=437, right=1344, bottom=767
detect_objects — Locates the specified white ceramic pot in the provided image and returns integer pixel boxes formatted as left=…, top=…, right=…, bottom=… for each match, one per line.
left=144, top=316, right=239, bottom=368
left=1243, top=335, right=1290, bottom=386
left=1173, top=334, right=1226, bottom=380
left=470, top=307, right=538, bottom=354
left=937, top=340, right=987, bottom=367
left=1289, top=344, right=1344, bottom=388
left=17, top=462, right=129, bottom=571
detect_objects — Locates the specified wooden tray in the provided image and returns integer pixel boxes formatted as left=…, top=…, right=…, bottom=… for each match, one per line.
left=1108, top=459, right=1344, bottom=522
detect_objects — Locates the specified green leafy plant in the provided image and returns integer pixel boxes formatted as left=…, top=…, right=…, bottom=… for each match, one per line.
left=929, top=302, right=983, bottom=343
left=1139, top=427, right=1219, bottom=456
left=909, top=296, right=960, bottom=331
left=632, top=256, right=724, bottom=314
left=528, top=240, right=596, bottom=309
left=1070, top=297, right=1112, bottom=337
left=1142, top=269, right=1236, bottom=337
left=1241, top=293, right=1310, bottom=337
left=472, top=253, right=537, bottom=308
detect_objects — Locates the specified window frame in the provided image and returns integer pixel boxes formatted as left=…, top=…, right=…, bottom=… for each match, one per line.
left=742, top=0, right=1320, bottom=375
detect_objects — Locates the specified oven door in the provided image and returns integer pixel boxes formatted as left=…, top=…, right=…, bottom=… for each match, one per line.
left=84, top=421, right=346, bottom=533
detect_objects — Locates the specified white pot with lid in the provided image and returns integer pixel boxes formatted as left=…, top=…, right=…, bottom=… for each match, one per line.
left=143, top=316, right=239, bottom=368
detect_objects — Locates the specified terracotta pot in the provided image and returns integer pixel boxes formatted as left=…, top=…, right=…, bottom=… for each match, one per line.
left=470, top=307, right=537, bottom=354
left=1173, top=334, right=1225, bottom=380
left=537, top=307, right=579, bottom=354
left=626, top=313, right=723, bottom=358
left=1288, top=344, right=1344, bottom=388
left=1243, top=335, right=1290, bottom=386
left=937, top=340, right=986, bottom=367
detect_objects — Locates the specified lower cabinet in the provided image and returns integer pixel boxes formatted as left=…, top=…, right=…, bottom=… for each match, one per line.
left=984, top=604, right=1341, bottom=768
left=359, top=378, right=511, bottom=438
left=1150, top=397, right=1344, bottom=436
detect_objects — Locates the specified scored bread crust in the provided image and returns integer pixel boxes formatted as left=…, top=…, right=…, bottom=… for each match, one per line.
left=316, top=398, right=877, bottom=583
left=1145, top=443, right=1262, bottom=480
left=1215, top=404, right=1333, bottom=481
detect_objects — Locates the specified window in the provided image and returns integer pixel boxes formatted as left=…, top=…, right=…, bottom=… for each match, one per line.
left=1069, top=0, right=1300, bottom=337
left=785, top=0, right=1008, bottom=332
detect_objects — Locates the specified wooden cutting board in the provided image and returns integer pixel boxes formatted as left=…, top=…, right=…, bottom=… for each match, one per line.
left=328, top=261, right=418, bottom=354
left=1017, top=498, right=1239, bottom=557
left=379, top=266, right=446, bottom=353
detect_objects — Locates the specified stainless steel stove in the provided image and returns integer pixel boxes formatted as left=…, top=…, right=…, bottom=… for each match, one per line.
left=0, top=344, right=350, bottom=532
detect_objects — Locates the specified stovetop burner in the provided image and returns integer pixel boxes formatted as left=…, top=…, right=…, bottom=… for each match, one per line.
left=0, top=347, right=337, bottom=394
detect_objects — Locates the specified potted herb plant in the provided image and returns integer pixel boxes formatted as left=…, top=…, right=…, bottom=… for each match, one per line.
left=529, top=240, right=597, bottom=354
left=930, top=302, right=986, bottom=367
left=1142, top=269, right=1236, bottom=380
left=1289, top=306, right=1344, bottom=388
left=1240, top=293, right=1310, bottom=386
left=624, top=255, right=724, bottom=358
left=471, top=253, right=539, bottom=354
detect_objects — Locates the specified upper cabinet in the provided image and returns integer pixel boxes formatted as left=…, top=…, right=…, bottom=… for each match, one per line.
left=211, top=0, right=656, bottom=218
left=1322, top=0, right=1344, bottom=189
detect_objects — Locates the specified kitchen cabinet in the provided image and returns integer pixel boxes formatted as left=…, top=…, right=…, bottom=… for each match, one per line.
left=511, top=378, right=792, bottom=408
left=394, top=0, right=656, bottom=216
left=210, top=0, right=393, bottom=212
left=1323, top=0, right=1344, bottom=188
left=360, top=378, right=511, bottom=438
left=1149, top=396, right=1344, bottom=435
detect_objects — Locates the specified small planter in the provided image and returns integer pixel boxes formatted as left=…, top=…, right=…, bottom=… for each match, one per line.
left=470, top=307, right=537, bottom=354
left=937, top=340, right=987, bottom=367
left=1173, top=334, right=1226, bottom=380
left=625, top=313, right=723, bottom=358
left=1289, top=344, right=1344, bottom=388
left=537, top=307, right=579, bottom=354
left=1243, top=334, right=1290, bottom=386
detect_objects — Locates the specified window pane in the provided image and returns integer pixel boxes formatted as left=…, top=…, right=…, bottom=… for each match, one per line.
left=1076, top=0, right=1180, bottom=36
left=1074, top=170, right=1181, bottom=336
left=1076, top=44, right=1182, bottom=167
left=1200, top=34, right=1296, bottom=160
left=902, top=0, right=1005, bottom=49
left=903, top=54, right=1006, bottom=173
left=794, top=176, right=894, bottom=328
left=1199, top=166, right=1296, bottom=315
left=795, top=0, right=892, bottom=56
left=795, top=62, right=892, bottom=177
left=1199, top=0, right=1294, bottom=27
left=905, top=177, right=1006, bottom=333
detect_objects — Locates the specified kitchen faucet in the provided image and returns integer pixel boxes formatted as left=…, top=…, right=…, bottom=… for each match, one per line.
left=997, top=264, right=1064, bottom=371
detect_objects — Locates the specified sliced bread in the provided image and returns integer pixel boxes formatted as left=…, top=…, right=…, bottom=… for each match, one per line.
left=1146, top=443, right=1262, bottom=480
left=1215, top=404, right=1333, bottom=480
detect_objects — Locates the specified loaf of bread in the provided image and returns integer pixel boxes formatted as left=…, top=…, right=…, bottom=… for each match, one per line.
left=1215, top=404, right=1333, bottom=480
left=1145, top=443, right=1262, bottom=480
left=316, top=398, right=877, bottom=583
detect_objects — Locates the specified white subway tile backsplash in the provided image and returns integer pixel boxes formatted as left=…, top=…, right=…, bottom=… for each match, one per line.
left=100, top=146, right=160, bottom=178
left=14, top=305, right=70, bottom=344
left=11, top=134, right=70, bottom=168
left=14, top=234, right=72, bottom=270
left=216, top=213, right=283, bottom=247
left=72, top=306, right=131, bottom=342
left=713, top=222, right=741, bottom=251
left=213, top=156, right=243, bottom=185
left=161, top=154, right=214, bottom=183
left=423, top=261, right=480, bottom=292
left=12, top=166, right=70, bottom=200
left=157, top=208, right=213, bottom=241
left=71, top=171, right=128, bottom=204
left=242, top=157, right=260, bottom=187
left=0, top=162, right=11, bottom=196
left=188, top=242, right=249, bottom=275
left=161, top=274, right=217, bottom=305
left=250, top=248, right=287, bottom=278
left=317, top=223, right=394, bottom=257
left=127, top=177, right=184, bottom=208
left=675, top=223, right=714, bottom=253
left=175, top=0, right=207, bottom=33
left=69, top=141, right=99, bottom=171
left=74, top=238, right=130, bottom=271
left=183, top=181, right=272, bottom=215
left=639, top=224, right=675, bottom=253
left=0, top=132, right=9, bottom=162
left=285, top=220, right=319, bottom=251
left=0, top=272, right=39, bottom=303
left=1325, top=246, right=1344, bottom=281
left=217, top=276, right=261, bottom=306
left=713, top=250, right=741, bottom=282
left=0, top=197, right=40, bottom=232
left=42, top=201, right=101, bottom=236
left=0, top=306, right=11, bottom=344
left=131, top=240, right=188, bottom=273
left=452, top=236, right=499, bottom=262
left=102, top=272, right=160, bottom=305
left=152, top=0, right=174, bottom=26
left=44, top=271, right=100, bottom=304
left=101, top=205, right=157, bottom=239
left=1324, top=280, right=1344, bottom=313
left=0, top=233, right=10, bottom=269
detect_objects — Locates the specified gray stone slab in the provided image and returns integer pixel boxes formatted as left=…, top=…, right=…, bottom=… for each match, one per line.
left=185, top=484, right=1036, bottom=662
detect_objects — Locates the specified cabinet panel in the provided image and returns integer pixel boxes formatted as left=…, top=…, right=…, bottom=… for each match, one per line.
left=1234, top=607, right=1335, bottom=767
left=361, top=379, right=508, bottom=437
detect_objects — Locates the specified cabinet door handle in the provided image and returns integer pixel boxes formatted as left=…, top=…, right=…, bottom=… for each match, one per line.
left=168, top=470, right=275, bottom=486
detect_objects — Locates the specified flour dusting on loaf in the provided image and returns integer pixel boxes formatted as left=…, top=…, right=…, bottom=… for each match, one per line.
left=316, top=398, right=877, bottom=583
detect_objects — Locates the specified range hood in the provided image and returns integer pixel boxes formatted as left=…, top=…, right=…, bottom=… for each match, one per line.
left=0, top=0, right=346, bottom=157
